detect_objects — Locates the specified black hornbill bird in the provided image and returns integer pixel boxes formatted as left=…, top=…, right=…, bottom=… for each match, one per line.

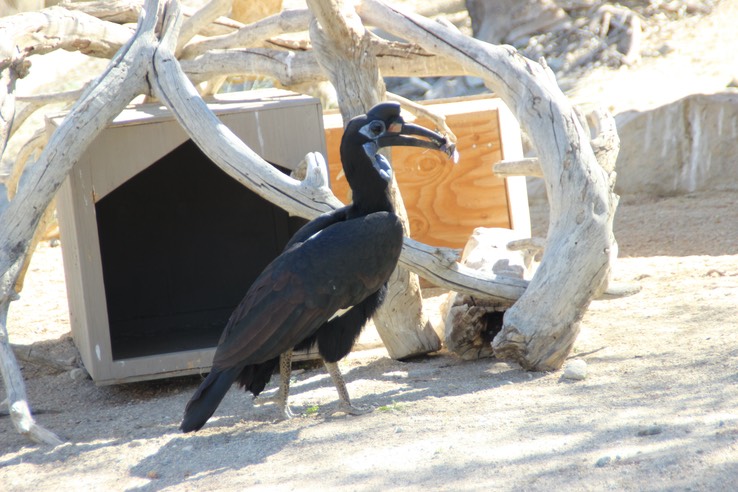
left=180, top=102, right=457, bottom=432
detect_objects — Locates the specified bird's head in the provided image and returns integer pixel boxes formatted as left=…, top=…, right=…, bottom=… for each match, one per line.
left=341, top=102, right=458, bottom=190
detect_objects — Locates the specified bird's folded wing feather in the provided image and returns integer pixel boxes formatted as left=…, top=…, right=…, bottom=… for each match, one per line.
left=211, top=212, right=402, bottom=370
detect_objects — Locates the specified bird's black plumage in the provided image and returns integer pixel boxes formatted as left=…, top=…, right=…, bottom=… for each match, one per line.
left=180, top=102, right=456, bottom=432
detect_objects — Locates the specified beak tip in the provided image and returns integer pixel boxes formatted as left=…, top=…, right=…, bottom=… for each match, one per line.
left=441, top=143, right=459, bottom=164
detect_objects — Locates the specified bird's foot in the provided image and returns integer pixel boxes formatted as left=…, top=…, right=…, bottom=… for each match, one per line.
left=279, top=404, right=296, bottom=420
left=253, top=394, right=277, bottom=407
left=331, top=401, right=372, bottom=416
left=253, top=395, right=295, bottom=420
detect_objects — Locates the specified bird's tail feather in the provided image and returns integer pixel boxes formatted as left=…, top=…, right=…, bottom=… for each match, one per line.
left=180, top=366, right=240, bottom=432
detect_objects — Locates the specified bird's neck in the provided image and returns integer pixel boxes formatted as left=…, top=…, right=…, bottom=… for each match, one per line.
left=341, top=146, right=396, bottom=216
left=349, top=187, right=394, bottom=217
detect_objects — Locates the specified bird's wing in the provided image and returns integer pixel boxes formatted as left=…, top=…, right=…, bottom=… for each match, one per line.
left=283, top=206, right=349, bottom=250
left=211, top=211, right=403, bottom=370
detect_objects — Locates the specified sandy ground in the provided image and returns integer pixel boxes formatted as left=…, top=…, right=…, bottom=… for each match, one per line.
left=2, top=191, right=737, bottom=491
left=3, top=1, right=738, bottom=491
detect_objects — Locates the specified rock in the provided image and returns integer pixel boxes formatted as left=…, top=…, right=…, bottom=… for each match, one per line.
left=526, top=92, right=738, bottom=202
left=595, top=456, right=611, bottom=467
left=615, top=92, right=738, bottom=196
left=69, top=367, right=89, bottom=381
left=637, top=425, right=663, bottom=437
left=563, top=359, right=587, bottom=380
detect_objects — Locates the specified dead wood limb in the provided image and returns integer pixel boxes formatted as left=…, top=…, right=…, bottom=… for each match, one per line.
left=493, top=157, right=542, bottom=178
left=0, top=6, right=134, bottom=62
left=9, top=89, right=83, bottom=147
left=180, top=48, right=324, bottom=87
left=180, top=8, right=311, bottom=59
left=0, top=0, right=160, bottom=446
left=507, top=237, right=546, bottom=254
left=385, top=92, right=456, bottom=143
left=6, top=127, right=47, bottom=198
left=1, top=292, right=63, bottom=445
left=63, top=0, right=244, bottom=35
left=151, top=3, right=341, bottom=219
left=59, top=0, right=145, bottom=24
left=181, top=46, right=466, bottom=88
left=176, top=0, right=233, bottom=56
left=306, top=0, right=441, bottom=359
left=0, top=57, right=22, bottom=162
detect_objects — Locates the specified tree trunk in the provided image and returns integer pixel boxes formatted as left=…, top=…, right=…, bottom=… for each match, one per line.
left=306, top=0, right=441, bottom=359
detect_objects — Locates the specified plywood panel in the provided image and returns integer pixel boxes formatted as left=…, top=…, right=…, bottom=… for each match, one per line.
left=324, top=96, right=529, bottom=248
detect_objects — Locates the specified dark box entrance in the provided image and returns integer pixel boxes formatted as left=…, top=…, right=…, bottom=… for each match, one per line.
left=95, top=140, right=305, bottom=360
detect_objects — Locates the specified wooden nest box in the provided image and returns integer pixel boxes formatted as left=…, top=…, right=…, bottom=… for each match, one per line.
left=54, top=89, right=325, bottom=384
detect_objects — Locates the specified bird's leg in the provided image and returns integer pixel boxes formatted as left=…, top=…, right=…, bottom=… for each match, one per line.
left=276, top=350, right=296, bottom=419
left=324, top=361, right=371, bottom=416
left=253, top=351, right=295, bottom=419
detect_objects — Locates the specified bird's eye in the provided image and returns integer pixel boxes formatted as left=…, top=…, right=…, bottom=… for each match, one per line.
left=369, top=121, right=385, bottom=136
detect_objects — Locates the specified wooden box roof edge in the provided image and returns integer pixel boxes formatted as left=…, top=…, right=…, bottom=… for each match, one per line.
left=47, top=88, right=319, bottom=130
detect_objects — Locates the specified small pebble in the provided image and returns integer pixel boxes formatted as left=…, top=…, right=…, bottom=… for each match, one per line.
left=69, top=368, right=89, bottom=381
left=637, top=425, right=663, bottom=437
left=595, top=456, right=611, bottom=468
left=563, top=359, right=587, bottom=380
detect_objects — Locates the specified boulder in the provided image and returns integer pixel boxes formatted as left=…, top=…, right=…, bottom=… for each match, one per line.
left=615, top=91, right=738, bottom=196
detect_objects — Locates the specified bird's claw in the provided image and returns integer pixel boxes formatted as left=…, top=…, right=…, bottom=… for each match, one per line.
left=253, top=395, right=295, bottom=420
left=253, top=395, right=275, bottom=406
left=331, top=402, right=372, bottom=416
left=281, top=405, right=296, bottom=420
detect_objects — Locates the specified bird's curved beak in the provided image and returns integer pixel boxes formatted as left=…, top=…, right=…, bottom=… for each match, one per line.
left=378, top=122, right=459, bottom=163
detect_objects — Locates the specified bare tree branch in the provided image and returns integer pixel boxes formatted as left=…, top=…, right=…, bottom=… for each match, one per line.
left=176, top=0, right=233, bottom=56
left=180, top=8, right=311, bottom=59
left=0, top=6, right=134, bottom=62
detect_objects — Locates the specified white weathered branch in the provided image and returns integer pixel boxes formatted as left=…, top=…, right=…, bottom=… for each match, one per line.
left=181, top=46, right=466, bottom=88
left=399, top=238, right=527, bottom=302
left=385, top=92, right=456, bottom=143
left=5, top=127, right=47, bottom=198
left=0, top=6, right=134, bottom=62
left=180, top=8, right=312, bottom=59
left=0, top=57, right=22, bottom=162
left=63, top=0, right=244, bottom=35
left=176, top=0, right=233, bottom=56
left=506, top=237, right=546, bottom=254
left=5, top=89, right=83, bottom=150
left=181, top=48, right=324, bottom=86
left=492, top=157, right=542, bottom=178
